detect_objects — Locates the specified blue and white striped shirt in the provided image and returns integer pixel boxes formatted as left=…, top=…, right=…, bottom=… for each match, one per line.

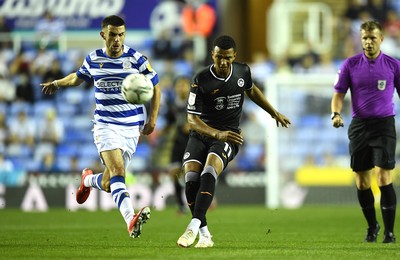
left=76, top=45, right=159, bottom=127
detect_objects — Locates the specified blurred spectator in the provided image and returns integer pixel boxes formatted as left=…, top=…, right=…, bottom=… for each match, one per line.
left=310, top=52, right=337, bottom=74
left=7, top=109, right=35, bottom=158
left=8, top=110, right=35, bottom=147
left=38, top=151, right=60, bottom=173
left=0, top=16, right=12, bottom=49
left=237, top=111, right=266, bottom=171
left=163, top=76, right=191, bottom=214
left=9, top=50, right=31, bottom=76
left=274, top=56, right=292, bottom=75
left=249, top=52, right=274, bottom=83
left=152, top=30, right=188, bottom=60
left=384, top=9, right=400, bottom=37
left=367, top=0, right=394, bottom=23
left=15, top=72, right=35, bottom=104
left=37, top=108, right=64, bottom=145
left=344, top=9, right=373, bottom=57
left=182, top=0, right=217, bottom=68
left=0, top=149, right=14, bottom=171
left=34, top=108, right=64, bottom=165
left=34, top=10, right=65, bottom=50
left=0, top=62, right=16, bottom=103
left=292, top=53, right=319, bottom=74
left=150, top=0, right=187, bottom=60
left=344, top=0, right=367, bottom=21
left=41, top=59, right=64, bottom=100
left=381, top=9, right=400, bottom=58
left=30, top=48, right=57, bottom=78
left=0, top=111, right=9, bottom=149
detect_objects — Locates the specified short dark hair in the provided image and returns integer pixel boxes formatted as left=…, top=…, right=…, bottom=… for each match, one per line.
left=102, top=15, right=125, bottom=29
left=213, top=35, right=236, bottom=51
left=360, top=20, right=382, bottom=32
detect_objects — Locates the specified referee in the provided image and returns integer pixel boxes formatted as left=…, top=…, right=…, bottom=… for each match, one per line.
left=331, top=20, right=399, bottom=243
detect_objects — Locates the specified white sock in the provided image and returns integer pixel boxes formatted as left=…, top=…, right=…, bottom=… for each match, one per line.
left=187, top=218, right=201, bottom=234
left=84, top=173, right=104, bottom=191
left=199, top=226, right=211, bottom=237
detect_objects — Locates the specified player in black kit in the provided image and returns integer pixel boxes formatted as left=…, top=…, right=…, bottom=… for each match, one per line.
left=176, top=35, right=291, bottom=248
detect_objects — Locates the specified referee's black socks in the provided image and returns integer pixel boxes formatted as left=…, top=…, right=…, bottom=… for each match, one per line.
left=380, top=183, right=397, bottom=233
left=357, top=188, right=377, bottom=228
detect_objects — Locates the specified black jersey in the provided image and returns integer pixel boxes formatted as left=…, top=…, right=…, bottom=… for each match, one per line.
left=187, top=62, right=253, bottom=132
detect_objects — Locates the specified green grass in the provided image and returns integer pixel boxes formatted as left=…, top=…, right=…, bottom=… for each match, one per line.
left=0, top=205, right=399, bottom=259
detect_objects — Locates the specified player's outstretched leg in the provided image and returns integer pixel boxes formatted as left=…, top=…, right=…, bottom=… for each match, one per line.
left=128, top=206, right=151, bottom=238
left=76, top=168, right=93, bottom=204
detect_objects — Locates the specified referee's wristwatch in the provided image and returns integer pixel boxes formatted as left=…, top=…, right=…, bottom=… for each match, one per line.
left=331, top=112, right=341, bottom=120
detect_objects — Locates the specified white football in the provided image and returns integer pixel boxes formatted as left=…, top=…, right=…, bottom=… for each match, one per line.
left=121, top=73, right=154, bottom=104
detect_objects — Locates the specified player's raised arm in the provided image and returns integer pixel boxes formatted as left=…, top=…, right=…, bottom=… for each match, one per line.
left=40, top=72, right=84, bottom=95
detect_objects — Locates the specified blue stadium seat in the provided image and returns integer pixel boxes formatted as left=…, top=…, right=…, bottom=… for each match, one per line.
left=33, top=101, right=55, bottom=118
left=56, top=143, right=78, bottom=157
left=8, top=102, right=32, bottom=116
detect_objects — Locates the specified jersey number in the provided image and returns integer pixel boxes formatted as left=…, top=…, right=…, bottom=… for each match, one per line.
left=224, top=142, right=232, bottom=157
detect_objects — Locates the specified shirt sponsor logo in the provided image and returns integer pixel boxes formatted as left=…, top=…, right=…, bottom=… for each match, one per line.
left=96, top=77, right=124, bottom=92
left=237, top=78, right=244, bottom=87
left=377, top=80, right=386, bottom=91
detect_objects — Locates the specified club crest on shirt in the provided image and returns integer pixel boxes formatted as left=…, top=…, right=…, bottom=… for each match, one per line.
left=377, top=80, right=386, bottom=91
left=237, top=78, right=244, bottom=87
left=214, top=97, right=226, bottom=110
left=123, top=59, right=131, bottom=70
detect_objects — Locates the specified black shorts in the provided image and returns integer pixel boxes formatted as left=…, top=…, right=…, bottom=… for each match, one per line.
left=348, top=116, right=396, bottom=172
left=183, top=131, right=239, bottom=169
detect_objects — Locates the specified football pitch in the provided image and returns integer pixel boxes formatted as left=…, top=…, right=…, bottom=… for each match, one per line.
left=1, top=205, right=399, bottom=259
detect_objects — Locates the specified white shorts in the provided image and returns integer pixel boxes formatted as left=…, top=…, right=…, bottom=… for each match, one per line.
left=93, top=122, right=140, bottom=168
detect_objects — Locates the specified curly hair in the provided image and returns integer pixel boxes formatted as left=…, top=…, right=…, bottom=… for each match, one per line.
left=213, top=35, right=236, bottom=51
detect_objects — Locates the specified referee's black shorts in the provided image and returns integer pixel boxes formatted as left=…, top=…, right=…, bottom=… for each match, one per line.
left=348, top=116, right=396, bottom=172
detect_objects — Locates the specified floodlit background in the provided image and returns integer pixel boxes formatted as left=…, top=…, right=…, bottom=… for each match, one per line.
left=1, top=0, right=400, bottom=211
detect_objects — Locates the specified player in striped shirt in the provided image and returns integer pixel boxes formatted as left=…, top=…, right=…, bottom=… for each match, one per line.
left=41, top=15, right=161, bottom=238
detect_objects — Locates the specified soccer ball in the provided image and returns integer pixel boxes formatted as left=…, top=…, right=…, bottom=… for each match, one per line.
left=121, top=73, right=154, bottom=104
